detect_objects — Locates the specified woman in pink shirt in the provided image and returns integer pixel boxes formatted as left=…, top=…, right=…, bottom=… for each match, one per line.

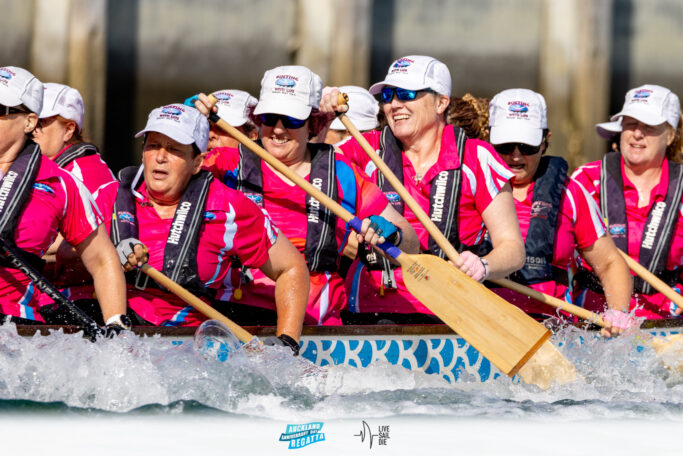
left=0, top=66, right=127, bottom=333
left=33, top=83, right=118, bottom=286
left=194, top=65, right=418, bottom=326
left=478, top=89, right=632, bottom=336
left=572, top=84, right=683, bottom=320
left=320, top=56, right=525, bottom=323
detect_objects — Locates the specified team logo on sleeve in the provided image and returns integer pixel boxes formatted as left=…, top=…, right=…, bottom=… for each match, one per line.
left=246, top=194, right=263, bottom=205
left=32, top=183, right=55, bottom=196
left=203, top=211, right=217, bottom=221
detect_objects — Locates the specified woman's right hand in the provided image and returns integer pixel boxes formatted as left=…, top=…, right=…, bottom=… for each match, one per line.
left=115, top=238, right=149, bottom=272
left=318, top=87, right=349, bottom=118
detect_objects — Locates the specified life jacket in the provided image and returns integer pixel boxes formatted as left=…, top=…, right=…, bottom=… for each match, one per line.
left=358, top=125, right=469, bottom=289
left=54, top=142, right=98, bottom=168
left=599, top=151, right=683, bottom=294
left=236, top=141, right=341, bottom=273
left=111, top=165, right=214, bottom=298
left=0, top=141, right=46, bottom=270
left=482, top=155, right=568, bottom=285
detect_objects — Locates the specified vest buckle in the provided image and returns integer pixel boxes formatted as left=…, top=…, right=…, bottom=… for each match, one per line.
left=134, top=268, right=150, bottom=291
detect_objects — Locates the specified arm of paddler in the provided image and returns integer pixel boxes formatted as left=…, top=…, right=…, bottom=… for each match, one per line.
left=258, top=233, right=310, bottom=344
left=579, top=235, right=634, bottom=338
left=75, top=225, right=128, bottom=322
left=478, top=182, right=525, bottom=278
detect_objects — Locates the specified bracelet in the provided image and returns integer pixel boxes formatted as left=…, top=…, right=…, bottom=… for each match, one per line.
left=480, top=258, right=490, bottom=282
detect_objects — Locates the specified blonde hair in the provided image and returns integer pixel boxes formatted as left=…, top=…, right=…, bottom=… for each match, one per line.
left=446, top=94, right=490, bottom=140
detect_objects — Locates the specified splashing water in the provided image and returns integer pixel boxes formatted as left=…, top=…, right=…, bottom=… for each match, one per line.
left=0, top=321, right=680, bottom=422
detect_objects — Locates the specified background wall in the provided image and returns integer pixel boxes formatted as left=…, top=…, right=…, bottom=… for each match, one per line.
left=1, top=0, right=681, bottom=172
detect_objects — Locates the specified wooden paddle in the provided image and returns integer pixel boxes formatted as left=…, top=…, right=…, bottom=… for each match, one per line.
left=207, top=95, right=571, bottom=389
left=618, top=249, right=683, bottom=313
left=333, top=94, right=578, bottom=388
left=140, top=264, right=253, bottom=344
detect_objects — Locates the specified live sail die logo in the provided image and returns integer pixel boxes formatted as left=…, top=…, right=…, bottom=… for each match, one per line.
left=354, top=421, right=390, bottom=449
left=279, top=422, right=325, bottom=449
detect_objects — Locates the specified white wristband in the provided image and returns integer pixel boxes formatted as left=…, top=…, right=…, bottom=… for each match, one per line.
left=480, top=258, right=490, bottom=282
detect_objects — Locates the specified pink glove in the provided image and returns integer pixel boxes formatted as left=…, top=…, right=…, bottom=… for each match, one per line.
left=458, top=251, right=489, bottom=283
left=602, top=309, right=638, bottom=330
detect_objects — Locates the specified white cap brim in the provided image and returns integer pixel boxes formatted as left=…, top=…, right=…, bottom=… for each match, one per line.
left=216, top=112, right=248, bottom=127
left=134, top=124, right=195, bottom=146
left=610, top=108, right=668, bottom=127
left=0, top=91, right=23, bottom=109
left=595, top=121, right=621, bottom=139
left=368, top=78, right=429, bottom=96
left=253, top=99, right=311, bottom=120
left=489, top=125, right=543, bottom=146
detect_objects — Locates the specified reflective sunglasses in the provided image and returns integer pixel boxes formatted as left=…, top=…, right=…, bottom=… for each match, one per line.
left=0, top=104, right=28, bottom=117
left=378, top=87, right=435, bottom=103
left=494, top=142, right=542, bottom=156
left=258, top=113, right=307, bottom=129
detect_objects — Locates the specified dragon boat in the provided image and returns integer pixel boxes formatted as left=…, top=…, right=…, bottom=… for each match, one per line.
left=14, top=319, right=683, bottom=384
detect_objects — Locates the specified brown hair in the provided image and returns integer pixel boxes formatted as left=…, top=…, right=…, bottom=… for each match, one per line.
left=55, top=115, right=89, bottom=144
left=446, top=94, right=490, bottom=140
left=666, top=115, right=683, bottom=162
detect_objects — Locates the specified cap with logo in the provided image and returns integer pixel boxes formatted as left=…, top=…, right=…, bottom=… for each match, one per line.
left=39, top=82, right=85, bottom=131
left=135, top=103, right=209, bottom=153
left=489, top=88, right=548, bottom=146
left=0, top=66, right=43, bottom=114
left=211, top=89, right=258, bottom=127
left=253, top=65, right=322, bottom=120
left=330, top=85, right=379, bottom=131
left=610, top=84, right=680, bottom=128
left=369, top=55, right=452, bottom=98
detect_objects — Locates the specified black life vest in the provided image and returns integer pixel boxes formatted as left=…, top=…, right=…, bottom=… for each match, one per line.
left=359, top=125, right=468, bottom=280
left=0, top=141, right=46, bottom=270
left=600, top=151, right=683, bottom=294
left=54, top=142, right=98, bottom=168
left=236, top=141, right=340, bottom=273
left=503, top=156, right=568, bottom=285
left=112, top=165, right=214, bottom=297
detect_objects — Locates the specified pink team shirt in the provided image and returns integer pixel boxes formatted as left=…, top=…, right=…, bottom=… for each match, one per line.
left=0, top=154, right=102, bottom=321
left=571, top=157, right=683, bottom=318
left=338, top=127, right=514, bottom=314
left=204, top=147, right=389, bottom=325
left=53, top=144, right=118, bottom=232
left=491, top=176, right=607, bottom=315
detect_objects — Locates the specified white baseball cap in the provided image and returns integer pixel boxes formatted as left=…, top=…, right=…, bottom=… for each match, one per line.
left=39, top=83, right=85, bottom=131
left=0, top=66, right=43, bottom=114
left=211, top=89, right=257, bottom=127
left=253, top=65, right=322, bottom=120
left=611, top=84, right=680, bottom=128
left=135, top=103, right=209, bottom=153
left=595, top=120, right=622, bottom=139
left=489, top=88, right=548, bottom=146
left=330, top=86, right=379, bottom=131
left=369, top=55, right=452, bottom=98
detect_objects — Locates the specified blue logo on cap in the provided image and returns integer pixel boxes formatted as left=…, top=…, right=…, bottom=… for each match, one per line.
left=215, top=93, right=232, bottom=101
left=634, top=89, right=651, bottom=99
left=161, top=107, right=182, bottom=116
left=508, top=103, right=528, bottom=113
left=0, top=69, right=11, bottom=80
left=393, top=59, right=412, bottom=68
left=275, top=78, right=296, bottom=88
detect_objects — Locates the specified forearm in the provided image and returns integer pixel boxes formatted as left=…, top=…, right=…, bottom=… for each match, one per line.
left=592, top=254, right=633, bottom=313
left=90, top=258, right=128, bottom=321
left=484, top=238, right=525, bottom=279
left=273, top=264, right=310, bottom=342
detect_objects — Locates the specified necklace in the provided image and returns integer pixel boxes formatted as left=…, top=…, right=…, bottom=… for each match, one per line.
left=414, top=173, right=423, bottom=184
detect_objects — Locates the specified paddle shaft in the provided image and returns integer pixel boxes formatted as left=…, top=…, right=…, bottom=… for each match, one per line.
left=336, top=100, right=605, bottom=326
left=140, top=264, right=254, bottom=344
left=619, top=249, right=683, bottom=309
left=0, top=237, right=103, bottom=340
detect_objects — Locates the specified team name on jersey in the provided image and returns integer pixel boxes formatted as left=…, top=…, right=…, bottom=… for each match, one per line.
left=168, top=201, right=192, bottom=245
left=430, top=171, right=449, bottom=223
left=307, top=177, right=323, bottom=223
left=642, top=201, right=666, bottom=250
left=0, top=171, right=18, bottom=213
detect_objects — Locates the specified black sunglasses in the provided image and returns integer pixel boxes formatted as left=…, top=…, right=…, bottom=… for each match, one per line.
left=494, top=142, right=542, bottom=156
left=377, top=87, right=435, bottom=103
left=0, top=104, right=29, bottom=117
left=258, top=113, right=307, bottom=129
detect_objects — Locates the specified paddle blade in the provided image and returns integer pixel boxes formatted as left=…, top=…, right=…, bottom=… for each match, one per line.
left=396, top=253, right=559, bottom=379
left=516, top=340, right=579, bottom=389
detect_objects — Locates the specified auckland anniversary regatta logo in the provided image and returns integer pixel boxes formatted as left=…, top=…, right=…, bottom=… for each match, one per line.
left=279, top=422, right=325, bottom=449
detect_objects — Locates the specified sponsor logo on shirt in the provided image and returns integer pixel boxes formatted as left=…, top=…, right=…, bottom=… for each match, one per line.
left=385, top=191, right=400, bottom=203
left=430, top=171, right=449, bottom=223
left=642, top=201, right=666, bottom=250
left=307, top=177, right=323, bottom=223
left=168, top=201, right=192, bottom=245
left=118, top=211, right=135, bottom=224
left=530, top=200, right=552, bottom=219
left=203, top=211, right=216, bottom=221
left=609, top=224, right=626, bottom=236
left=0, top=170, right=18, bottom=212
left=32, top=182, right=55, bottom=195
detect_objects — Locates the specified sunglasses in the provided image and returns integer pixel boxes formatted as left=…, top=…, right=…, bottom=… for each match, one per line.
left=494, top=142, right=542, bottom=156
left=378, top=87, right=435, bottom=103
left=0, top=104, right=28, bottom=117
left=258, top=113, right=307, bottom=129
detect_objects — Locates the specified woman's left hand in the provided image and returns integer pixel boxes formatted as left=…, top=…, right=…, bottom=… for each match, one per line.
left=356, top=215, right=400, bottom=246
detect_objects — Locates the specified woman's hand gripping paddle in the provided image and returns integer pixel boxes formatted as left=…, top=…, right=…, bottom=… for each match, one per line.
left=206, top=94, right=565, bottom=389
left=334, top=93, right=578, bottom=389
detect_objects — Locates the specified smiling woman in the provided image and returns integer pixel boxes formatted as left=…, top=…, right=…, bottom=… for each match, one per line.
left=572, top=84, right=683, bottom=320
